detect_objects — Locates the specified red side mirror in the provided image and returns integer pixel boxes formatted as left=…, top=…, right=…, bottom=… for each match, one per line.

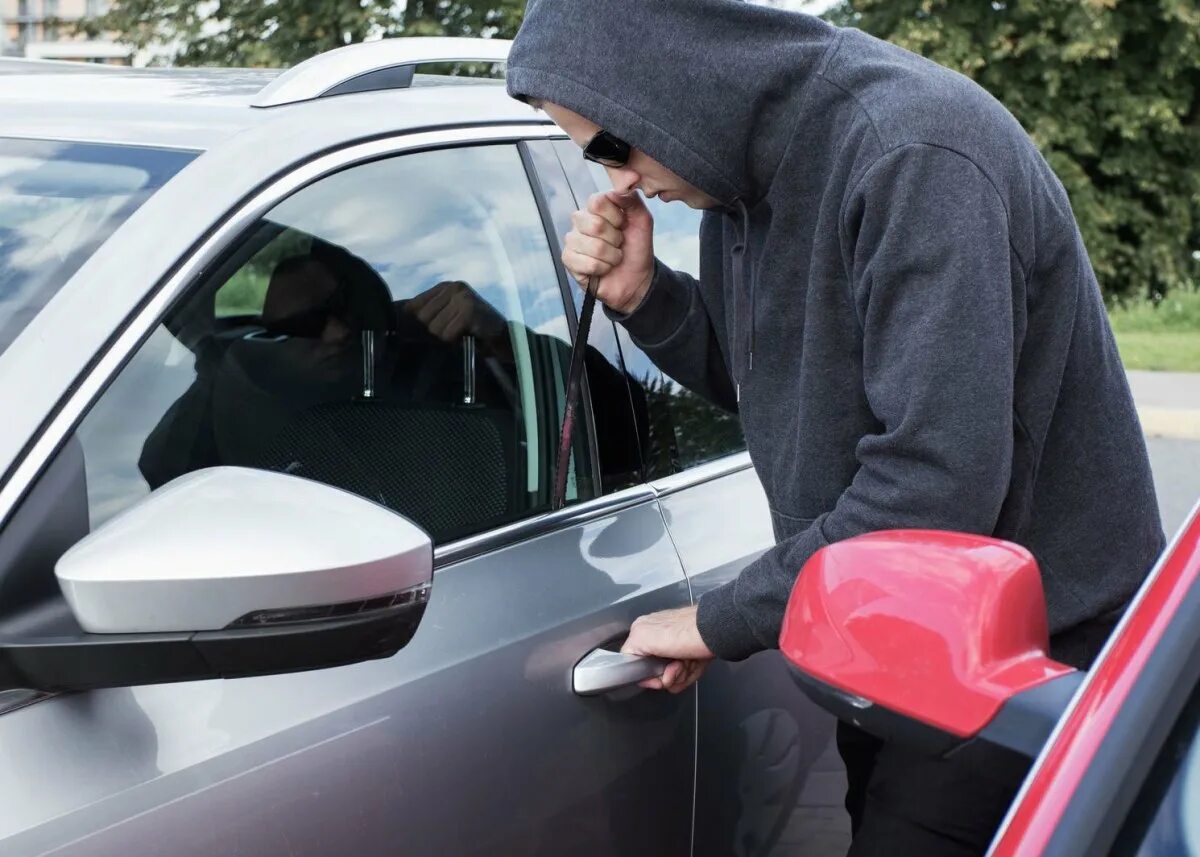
left=780, top=530, right=1079, bottom=757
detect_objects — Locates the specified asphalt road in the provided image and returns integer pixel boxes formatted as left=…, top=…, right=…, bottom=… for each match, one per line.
left=1147, top=437, right=1200, bottom=537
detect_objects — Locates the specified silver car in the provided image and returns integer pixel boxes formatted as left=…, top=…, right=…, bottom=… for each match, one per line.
left=0, top=39, right=846, bottom=856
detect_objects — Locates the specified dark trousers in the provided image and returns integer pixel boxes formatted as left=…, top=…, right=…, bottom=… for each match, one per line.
left=837, top=722, right=1029, bottom=856
left=836, top=612, right=1121, bottom=856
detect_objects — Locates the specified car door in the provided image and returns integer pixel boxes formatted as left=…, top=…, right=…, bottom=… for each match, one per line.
left=990, top=503, right=1200, bottom=857
left=561, top=148, right=852, bottom=856
left=0, top=134, right=696, bottom=857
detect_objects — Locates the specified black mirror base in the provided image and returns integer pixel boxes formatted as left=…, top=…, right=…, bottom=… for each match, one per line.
left=789, top=666, right=1083, bottom=762
left=0, top=595, right=427, bottom=692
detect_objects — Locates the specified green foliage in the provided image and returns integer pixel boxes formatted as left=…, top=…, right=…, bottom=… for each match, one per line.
left=668, top=385, right=745, bottom=469
left=830, top=0, right=1200, bottom=302
left=640, top=374, right=745, bottom=472
left=1109, top=288, right=1200, bottom=370
left=1110, top=287, right=1200, bottom=333
left=214, top=229, right=314, bottom=318
left=1111, top=330, right=1200, bottom=371
left=84, top=0, right=525, bottom=68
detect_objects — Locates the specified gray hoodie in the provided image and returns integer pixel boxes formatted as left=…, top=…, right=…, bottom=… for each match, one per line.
left=506, top=0, right=1165, bottom=662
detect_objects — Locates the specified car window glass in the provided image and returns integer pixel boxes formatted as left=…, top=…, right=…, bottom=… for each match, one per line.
left=75, top=144, right=595, bottom=544
left=215, top=229, right=313, bottom=317
left=1176, top=741, right=1200, bottom=853
left=1120, top=689, right=1200, bottom=855
left=587, top=163, right=745, bottom=476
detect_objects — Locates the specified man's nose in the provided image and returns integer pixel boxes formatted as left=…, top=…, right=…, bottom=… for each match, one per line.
left=604, top=164, right=640, bottom=193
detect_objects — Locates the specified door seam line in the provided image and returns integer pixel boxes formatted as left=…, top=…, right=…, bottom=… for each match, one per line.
left=654, top=498, right=699, bottom=857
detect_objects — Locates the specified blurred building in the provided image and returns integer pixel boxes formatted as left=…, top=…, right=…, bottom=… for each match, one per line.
left=0, top=0, right=131, bottom=64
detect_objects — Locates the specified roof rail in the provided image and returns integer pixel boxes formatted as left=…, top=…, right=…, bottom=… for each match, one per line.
left=251, top=37, right=511, bottom=109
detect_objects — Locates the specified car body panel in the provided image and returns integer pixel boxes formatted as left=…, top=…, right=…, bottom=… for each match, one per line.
left=0, top=62, right=516, bottom=149
left=0, top=51, right=834, bottom=857
left=654, top=464, right=851, bottom=856
left=0, top=493, right=695, bottom=856
left=0, top=65, right=274, bottom=150
left=990, top=500, right=1200, bottom=857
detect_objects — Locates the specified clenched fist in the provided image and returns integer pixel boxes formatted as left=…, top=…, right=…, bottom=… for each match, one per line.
left=562, top=190, right=656, bottom=315
left=404, top=280, right=506, bottom=344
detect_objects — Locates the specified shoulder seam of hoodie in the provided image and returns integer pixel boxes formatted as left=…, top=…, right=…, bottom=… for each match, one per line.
left=838, top=141, right=1032, bottom=276
left=816, top=60, right=1034, bottom=277
left=506, top=64, right=742, bottom=200
left=813, top=74, right=887, bottom=160
left=817, top=28, right=847, bottom=76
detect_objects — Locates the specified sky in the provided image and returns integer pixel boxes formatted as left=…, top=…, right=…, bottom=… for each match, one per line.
left=760, top=0, right=841, bottom=12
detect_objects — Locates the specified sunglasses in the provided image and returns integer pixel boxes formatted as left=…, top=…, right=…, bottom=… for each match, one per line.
left=263, top=287, right=351, bottom=339
left=583, top=129, right=632, bottom=168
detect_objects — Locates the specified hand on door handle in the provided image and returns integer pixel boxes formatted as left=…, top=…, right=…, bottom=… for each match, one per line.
left=572, top=647, right=669, bottom=696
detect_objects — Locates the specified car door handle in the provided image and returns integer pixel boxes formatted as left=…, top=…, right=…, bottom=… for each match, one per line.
left=573, top=648, right=669, bottom=696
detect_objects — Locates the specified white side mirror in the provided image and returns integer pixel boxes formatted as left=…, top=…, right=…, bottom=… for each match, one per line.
left=56, top=467, right=432, bottom=634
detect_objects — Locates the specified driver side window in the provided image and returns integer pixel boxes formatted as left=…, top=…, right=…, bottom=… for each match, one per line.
left=75, top=144, right=595, bottom=545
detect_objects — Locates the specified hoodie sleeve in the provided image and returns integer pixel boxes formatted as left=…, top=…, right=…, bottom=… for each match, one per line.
left=697, top=144, right=1019, bottom=661
left=606, top=214, right=739, bottom=413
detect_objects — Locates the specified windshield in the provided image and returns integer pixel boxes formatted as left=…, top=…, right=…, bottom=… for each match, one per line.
left=0, top=138, right=196, bottom=358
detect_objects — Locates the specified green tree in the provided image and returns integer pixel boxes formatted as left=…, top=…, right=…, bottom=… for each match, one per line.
left=829, top=0, right=1200, bottom=302
left=403, top=0, right=525, bottom=39
left=85, top=0, right=524, bottom=68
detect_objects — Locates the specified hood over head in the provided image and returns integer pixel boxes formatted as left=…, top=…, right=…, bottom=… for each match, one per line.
left=505, top=0, right=838, bottom=207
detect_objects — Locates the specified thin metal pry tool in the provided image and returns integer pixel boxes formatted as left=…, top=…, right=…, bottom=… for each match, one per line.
left=552, top=275, right=598, bottom=511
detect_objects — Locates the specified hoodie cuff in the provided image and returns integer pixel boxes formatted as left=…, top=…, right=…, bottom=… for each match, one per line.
left=696, top=580, right=766, bottom=662
left=603, top=260, right=692, bottom=347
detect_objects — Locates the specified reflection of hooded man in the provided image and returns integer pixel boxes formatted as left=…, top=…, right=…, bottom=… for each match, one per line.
left=138, top=247, right=366, bottom=490
left=504, top=1, right=1165, bottom=853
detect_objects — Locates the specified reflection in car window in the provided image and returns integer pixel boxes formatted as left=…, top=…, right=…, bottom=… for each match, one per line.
left=0, top=138, right=194, bottom=361
left=1183, top=737, right=1200, bottom=853
left=76, top=145, right=595, bottom=543
left=587, top=163, right=745, bottom=476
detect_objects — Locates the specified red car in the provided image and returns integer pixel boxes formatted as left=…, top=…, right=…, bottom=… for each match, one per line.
left=780, top=500, right=1200, bottom=856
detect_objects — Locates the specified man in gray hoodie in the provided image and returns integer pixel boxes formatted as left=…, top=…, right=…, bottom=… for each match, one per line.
left=506, top=0, right=1165, bottom=852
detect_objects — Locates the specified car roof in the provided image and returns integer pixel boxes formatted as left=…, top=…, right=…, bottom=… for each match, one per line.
left=0, top=59, right=533, bottom=152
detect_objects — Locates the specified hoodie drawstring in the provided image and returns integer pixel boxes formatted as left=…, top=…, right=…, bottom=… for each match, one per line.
left=731, top=199, right=754, bottom=402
